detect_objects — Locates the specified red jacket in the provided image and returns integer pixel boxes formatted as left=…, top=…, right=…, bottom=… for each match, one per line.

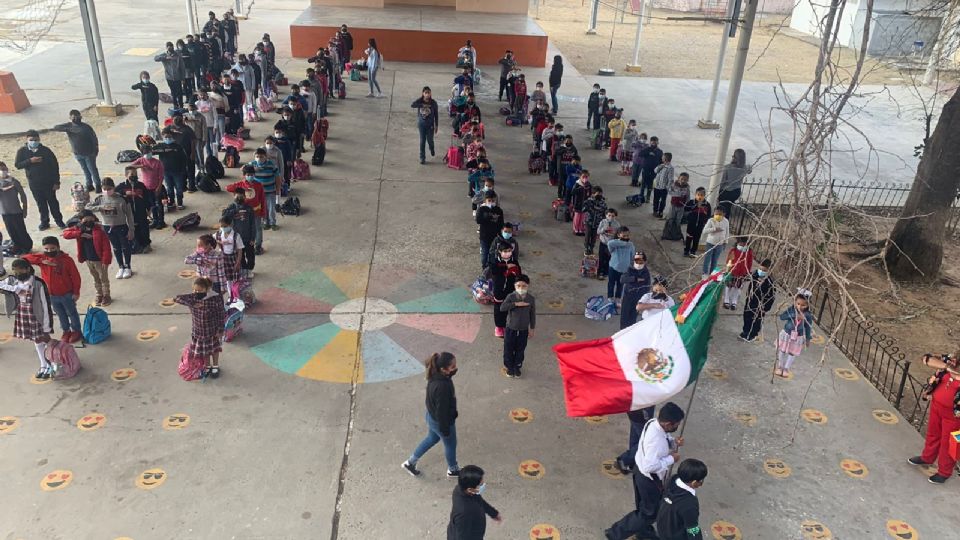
left=62, top=225, right=113, bottom=266
left=726, top=247, right=754, bottom=278
left=21, top=252, right=82, bottom=297
left=226, top=179, right=266, bottom=218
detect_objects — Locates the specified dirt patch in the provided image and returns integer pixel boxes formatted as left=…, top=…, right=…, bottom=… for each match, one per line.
left=533, top=1, right=905, bottom=84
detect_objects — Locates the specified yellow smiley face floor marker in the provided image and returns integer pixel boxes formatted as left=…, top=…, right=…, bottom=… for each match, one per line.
left=177, top=269, right=196, bottom=279
left=762, top=458, right=792, bottom=478
left=705, top=367, right=728, bottom=380
left=801, top=408, right=828, bottom=424
left=871, top=409, right=899, bottom=425
left=40, top=470, right=73, bottom=491
left=30, top=373, right=52, bottom=385
left=885, top=519, right=919, bottom=540
left=162, top=414, right=191, bottom=430
left=137, top=330, right=160, bottom=342
left=159, top=298, right=177, bottom=308
left=509, top=408, right=533, bottom=423
left=800, top=520, right=833, bottom=540
left=0, top=331, right=12, bottom=344
left=733, top=412, right=757, bottom=426
left=76, top=413, right=106, bottom=432
left=584, top=415, right=608, bottom=425
left=556, top=330, right=576, bottom=341
left=518, top=459, right=545, bottom=480
left=135, top=468, right=167, bottom=490
left=111, top=368, right=137, bottom=382
left=0, top=416, right=21, bottom=434
left=529, top=523, right=560, bottom=540
left=839, top=458, right=869, bottom=479
left=601, top=459, right=627, bottom=479
left=711, top=520, right=742, bottom=540
left=834, top=367, right=859, bottom=381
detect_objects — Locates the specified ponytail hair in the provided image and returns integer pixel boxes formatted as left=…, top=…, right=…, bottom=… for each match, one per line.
left=426, top=351, right=456, bottom=379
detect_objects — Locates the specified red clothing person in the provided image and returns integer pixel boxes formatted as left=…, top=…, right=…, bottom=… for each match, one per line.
left=723, top=240, right=754, bottom=310
left=913, top=354, right=960, bottom=482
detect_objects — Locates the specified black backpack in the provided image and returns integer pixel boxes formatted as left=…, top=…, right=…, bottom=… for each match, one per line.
left=205, top=155, right=225, bottom=179
left=172, top=212, right=201, bottom=234
left=223, top=146, right=240, bottom=168
left=279, top=197, right=301, bottom=216
left=197, top=173, right=220, bottom=193
left=311, top=144, right=326, bottom=166
left=115, top=149, right=142, bottom=163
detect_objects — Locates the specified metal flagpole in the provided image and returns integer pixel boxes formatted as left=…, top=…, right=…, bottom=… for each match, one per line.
left=83, top=0, right=114, bottom=106
left=186, top=0, right=198, bottom=35
left=697, top=0, right=739, bottom=129
left=587, top=0, right=601, bottom=34
left=707, top=0, right=758, bottom=206
left=77, top=0, right=103, bottom=102
left=626, top=0, right=645, bottom=72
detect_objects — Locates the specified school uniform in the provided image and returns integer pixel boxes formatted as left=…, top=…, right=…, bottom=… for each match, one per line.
left=596, top=218, right=620, bottom=278
left=501, top=290, right=535, bottom=375
left=175, top=290, right=225, bottom=358
left=487, top=256, right=521, bottom=333
left=619, top=265, right=651, bottom=330
left=475, top=204, right=504, bottom=269
left=656, top=476, right=704, bottom=540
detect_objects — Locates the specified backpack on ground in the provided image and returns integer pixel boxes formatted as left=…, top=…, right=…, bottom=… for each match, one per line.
left=312, top=143, right=326, bottom=166
left=172, top=212, right=201, bottom=234
left=178, top=345, right=206, bottom=381
left=159, top=92, right=172, bottom=103
left=471, top=276, right=494, bottom=305
left=205, top=155, right=225, bottom=179
left=350, top=69, right=361, bottom=82
left=506, top=115, right=522, bottom=126
left=244, top=104, right=260, bottom=122
left=47, top=339, right=81, bottom=379
left=528, top=152, right=544, bottom=174
left=592, top=129, right=604, bottom=150
left=197, top=173, right=221, bottom=193
left=580, top=254, right=599, bottom=278
left=223, top=146, right=240, bottom=168
left=223, top=300, right=245, bottom=343
left=338, top=80, right=346, bottom=99
left=81, top=306, right=111, bottom=344
left=220, top=134, right=245, bottom=152
left=311, top=118, right=328, bottom=147
left=230, top=279, right=256, bottom=306
left=292, top=159, right=311, bottom=180
left=499, top=106, right=511, bottom=116
left=662, top=216, right=683, bottom=241
left=71, top=182, right=90, bottom=212
left=553, top=199, right=569, bottom=222
left=280, top=197, right=301, bottom=216
left=258, top=95, right=274, bottom=113
left=237, top=127, right=251, bottom=140
left=584, top=295, right=617, bottom=321
left=625, top=193, right=642, bottom=207
left=115, top=149, right=141, bottom=163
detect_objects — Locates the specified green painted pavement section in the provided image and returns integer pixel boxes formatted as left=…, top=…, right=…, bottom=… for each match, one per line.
left=279, top=270, right=350, bottom=306
left=395, top=287, right=480, bottom=314
left=251, top=322, right=342, bottom=374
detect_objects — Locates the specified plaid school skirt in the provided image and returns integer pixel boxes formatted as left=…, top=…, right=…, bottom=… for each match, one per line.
left=222, top=251, right=241, bottom=282
left=13, top=291, right=46, bottom=342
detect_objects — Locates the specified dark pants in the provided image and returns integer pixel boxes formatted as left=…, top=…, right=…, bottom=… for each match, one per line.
left=607, top=472, right=663, bottom=540
left=132, top=208, right=151, bottom=252
left=240, top=243, right=256, bottom=271
left=742, top=308, right=764, bottom=340
left=598, top=242, right=611, bottom=277
left=166, top=78, right=184, bottom=108
left=104, top=224, right=132, bottom=269
left=617, top=408, right=655, bottom=469
left=164, top=171, right=187, bottom=207
left=2, top=213, right=32, bottom=253
left=493, top=300, right=508, bottom=329
left=718, top=188, right=741, bottom=218
left=630, top=164, right=641, bottom=187
left=150, top=189, right=166, bottom=226
left=503, top=328, right=529, bottom=372
left=607, top=268, right=623, bottom=299
left=685, top=225, right=705, bottom=255
left=653, top=188, right=668, bottom=215
left=480, top=238, right=492, bottom=269
left=588, top=106, right=598, bottom=129
left=29, top=184, right=64, bottom=227
left=499, top=77, right=509, bottom=101
left=550, top=85, right=559, bottom=113
left=584, top=227, right=598, bottom=253
left=418, top=122, right=435, bottom=161
left=640, top=170, right=655, bottom=203
left=143, top=101, right=159, bottom=121
left=186, top=158, right=197, bottom=191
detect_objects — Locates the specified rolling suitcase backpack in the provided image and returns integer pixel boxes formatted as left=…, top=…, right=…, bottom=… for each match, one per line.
left=580, top=254, right=599, bottom=278
left=178, top=345, right=206, bottom=381
left=292, top=158, right=311, bottom=180
left=223, top=300, right=245, bottom=343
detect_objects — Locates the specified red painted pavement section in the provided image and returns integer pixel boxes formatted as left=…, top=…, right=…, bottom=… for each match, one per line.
left=395, top=313, right=480, bottom=343
left=249, top=287, right=334, bottom=314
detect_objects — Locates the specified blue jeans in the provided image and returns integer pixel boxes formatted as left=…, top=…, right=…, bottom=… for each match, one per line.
left=550, top=85, right=559, bottom=113
left=163, top=171, right=187, bottom=206
left=368, top=67, right=381, bottom=95
left=703, top=242, right=723, bottom=275
left=50, top=294, right=82, bottom=333
left=418, top=122, right=435, bottom=161
left=608, top=268, right=624, bottom=299
left=409, top=411, right=458, bottom=472
left=75, top=154, right=101, bottom=191
left=480, top=238, right=492, bottom=269
left=104, top=224, right=132, bottom=269
left=265, top=192, right=278, bottom=226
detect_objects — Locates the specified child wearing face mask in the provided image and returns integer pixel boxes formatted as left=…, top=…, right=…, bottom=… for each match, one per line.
left=118, top=167, right=152, bottom=254
left=582, top=186, right=607, bottom=254
left=596, top=208, right=621, bottom=279
left=476, top=191, right=504, bottom=270
left=227, top=166, right=266, bottom=256
left=175, top=276, right=226, bottom=379
left=607, top=111, right=626, bottom=161
left=469, top=171, right=496, bottom=214
left=723, top=236, right=754, bottom=310
left=0, top=162, right=32, bottom=255
left=741, top=259, right=775, bottom=342
left=487, top=245, right=522, bottom=338
left=21, top=237, right=82, bottom=344
left=86, top=178, right=135, bottom=280
left=635, top=276, right=675, bottom=321
left=63, top=211, right=113, bottom=306
left=619, top=120, right=638, bottom=175
left=487, top=222, right=519, bottom=266
left=0, top=259, right=55, bottom=378
left=682, top=187, right=711, bottom=259
left=185, top=234, right=227, bottom=296
left=619, top=252, right=651, bottom=330
left=629, top=132, right=648, bottom=188
left=215, top=216, right=243, bottom=302
left=222, top=186, right=258, bottom=278
left=569, top=171, right=592, bottom=236
left=606, top=226, right=636, bottom=305
left=130, top=142, right=166, bottom=229
left=776, top=291, right=813, bottom=377
left=701, top=207, right=730, bottom=278
left=500, top=274, right=535, bottom=378
left=249, top=149, right=281, bottom=230
left=587, top=84, right=601, bottom=129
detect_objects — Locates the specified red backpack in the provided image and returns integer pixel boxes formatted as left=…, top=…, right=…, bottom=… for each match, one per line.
left=178, top=346, right=206, bottom=381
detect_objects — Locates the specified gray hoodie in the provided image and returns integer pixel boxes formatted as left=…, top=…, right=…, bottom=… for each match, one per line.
left=0, top=176, right=28, bottom=215
left=501, top=291, right=536, bottom=331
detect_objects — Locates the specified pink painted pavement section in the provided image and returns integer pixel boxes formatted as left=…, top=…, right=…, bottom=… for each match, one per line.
left=395, top=313, right=481, bottom=343
left=249, top=287, right=334, bottom=314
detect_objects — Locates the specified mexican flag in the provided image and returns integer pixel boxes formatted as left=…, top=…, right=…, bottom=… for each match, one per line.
left=553, top=274, right=723, bottom=417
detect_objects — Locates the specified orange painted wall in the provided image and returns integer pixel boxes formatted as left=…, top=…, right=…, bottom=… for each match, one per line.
left=290, top=26, right=548, bottom=66
left=456, top=0, right=527, bottom=14
left=386, top=0, right=456, bottom=6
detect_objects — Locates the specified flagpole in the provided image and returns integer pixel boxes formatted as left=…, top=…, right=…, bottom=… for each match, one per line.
left=666, top=375, right=702, bottom=479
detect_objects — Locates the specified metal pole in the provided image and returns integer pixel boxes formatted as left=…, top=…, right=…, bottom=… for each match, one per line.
left=186, top=0, right=198, bottom=35
left=707, top=0, right=758, bottom=206
left=626, top=0, right=645, bottom=71
left=698, top=0, right=737, bottom=129
left=77, top=0, right=104, bottom=101
left=84, top=0, right=114, bottom=105
left=587, top=0, right=600, bottom=34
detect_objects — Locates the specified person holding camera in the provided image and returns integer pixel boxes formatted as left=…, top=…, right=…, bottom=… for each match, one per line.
left=497, top=50, right=516, bottom=102
left=908, top=352, right=960, bottom=484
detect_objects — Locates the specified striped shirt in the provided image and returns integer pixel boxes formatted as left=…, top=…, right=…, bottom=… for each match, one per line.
left=249, top=158, right=280, bottom=194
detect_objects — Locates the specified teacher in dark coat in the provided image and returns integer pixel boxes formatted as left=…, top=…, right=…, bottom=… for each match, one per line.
left=549, top=54, right=563, bottom=114
left=619, top=251, right=652, bottom=329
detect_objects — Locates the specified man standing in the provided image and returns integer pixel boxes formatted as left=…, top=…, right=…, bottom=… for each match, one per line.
left=339, top=25, right=354, bottom=72
left=637, top=136, right=663, bottom=205
left=0, top=161, right=33, bottom=254
left=131, top=71, right=160, bottom=121
left=168, top=113, right=197, bottom=192
left=14, top=130, right=65, bottom=230
left=52, top=110, right=101, bottom=194
left=154, top=42, right=187, bottom=109
left=411, top=86, right=439, bottom=165
left=606, top=402, right=686, bottom=540
left=497, top=50, right=516, bottom=102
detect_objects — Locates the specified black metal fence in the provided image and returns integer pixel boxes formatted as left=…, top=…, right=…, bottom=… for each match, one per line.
left=729, top=178, right=935, bottom=434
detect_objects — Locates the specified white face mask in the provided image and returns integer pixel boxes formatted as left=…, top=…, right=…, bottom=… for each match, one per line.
left=633, top=263, right=644, bottom=270
left=515, top=287, right=527, bottom=296
left=0, top=170, right=8, bottom=178
left=265, top=144, right=274, bottom=149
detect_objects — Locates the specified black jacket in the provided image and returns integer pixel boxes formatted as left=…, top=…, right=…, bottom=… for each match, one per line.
left=487, top=236, right=518, bottom=266
left=14, top=145, right=60, bottom=188
left=447, top=486, right=499, bottom=540
left=152, top=141, right=189, bottom=174
left=185, top=42, right=207, bottom=71
left=222, top=202, right=256, bottom=248
left=656, top=476, right=704, bottom=540
left=682, top=200, right=711, bottom=234
left=475, top=205, right=504, bottom=244
left=487, top=257, right=521, bottom=301
left=745, top=272, right=776, bottom=314
left=411, top=97, right=439, bottom=130
left=588, top=90, right=600, bottom=110
left=52, top=120, right=99, bottom=156
left=340, top=30, right=353, bottom=51
left=426, top=373, right=458, bottom=436
left=639, top=145, right=663, bottom=175
left=131, top=81, right=160, bottom=114
left=549, top=62, right=563, bottom=87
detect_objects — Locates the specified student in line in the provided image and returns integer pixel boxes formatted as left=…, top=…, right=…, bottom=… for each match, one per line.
left=0, top=259, right=54, bottom=378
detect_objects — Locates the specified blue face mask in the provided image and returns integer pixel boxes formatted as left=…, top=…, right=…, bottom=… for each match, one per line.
left=27, top=140, right=40, bottom=150
left=757, top=269, right=767, bottom=277
left=163, top=138, right=173, bottom=144
left=475, top=483, right=486, bottom=495
left=501, top=232, right=512, bottom=240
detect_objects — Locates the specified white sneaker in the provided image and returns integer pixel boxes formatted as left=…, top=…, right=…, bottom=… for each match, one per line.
left=116, top=268, right=125, bottom=279
left=472, top=210, right=477, bottom=217
left=122, top=268, right=132, bottom=279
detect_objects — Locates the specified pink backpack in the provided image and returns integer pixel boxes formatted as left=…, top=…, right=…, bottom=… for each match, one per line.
left=47, top=340, right=81, bottom=379
left=230, top=279, right=256, bottom=306
left=178, top=346, right=206, bottom=381
left=292, top=159, right=311, bottom=180
left=257, top=95, right=274, bottom=113
left=220, top=134, right=245, bottom=152
left=445, top=146, right=463, bottom=170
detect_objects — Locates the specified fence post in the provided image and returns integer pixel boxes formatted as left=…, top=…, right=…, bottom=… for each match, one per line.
left=817, top=288, right=828, bottom=323
left=895, top=360, right=910, bottom=408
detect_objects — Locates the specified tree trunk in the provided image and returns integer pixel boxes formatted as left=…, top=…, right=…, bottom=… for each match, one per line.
left=885, top=85, right=960, bottom=282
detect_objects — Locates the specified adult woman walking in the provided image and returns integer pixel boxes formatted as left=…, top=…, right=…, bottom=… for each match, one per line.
left=717, top=148, right=751, bottom=218
left=365, top=38, right=383, bottom=98
left=402, top=352, right=460, bottom=477
left=548, top=55, right=563, bottom=114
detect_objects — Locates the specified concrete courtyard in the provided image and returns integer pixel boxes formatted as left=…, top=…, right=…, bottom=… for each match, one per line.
left=0, top=2, right=953, bottom=539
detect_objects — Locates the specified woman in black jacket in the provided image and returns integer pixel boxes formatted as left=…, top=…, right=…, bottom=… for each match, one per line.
left=403, top=352, right=461, bottom=477
left=447, top=465, right=502, bottom=540
left=548, top=54, right=563, bottom=114
left=740, top=259, right=775, bottom=342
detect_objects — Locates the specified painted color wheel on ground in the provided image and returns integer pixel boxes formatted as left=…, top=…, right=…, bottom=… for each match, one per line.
left=249, top=264, right=481, bottom=383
